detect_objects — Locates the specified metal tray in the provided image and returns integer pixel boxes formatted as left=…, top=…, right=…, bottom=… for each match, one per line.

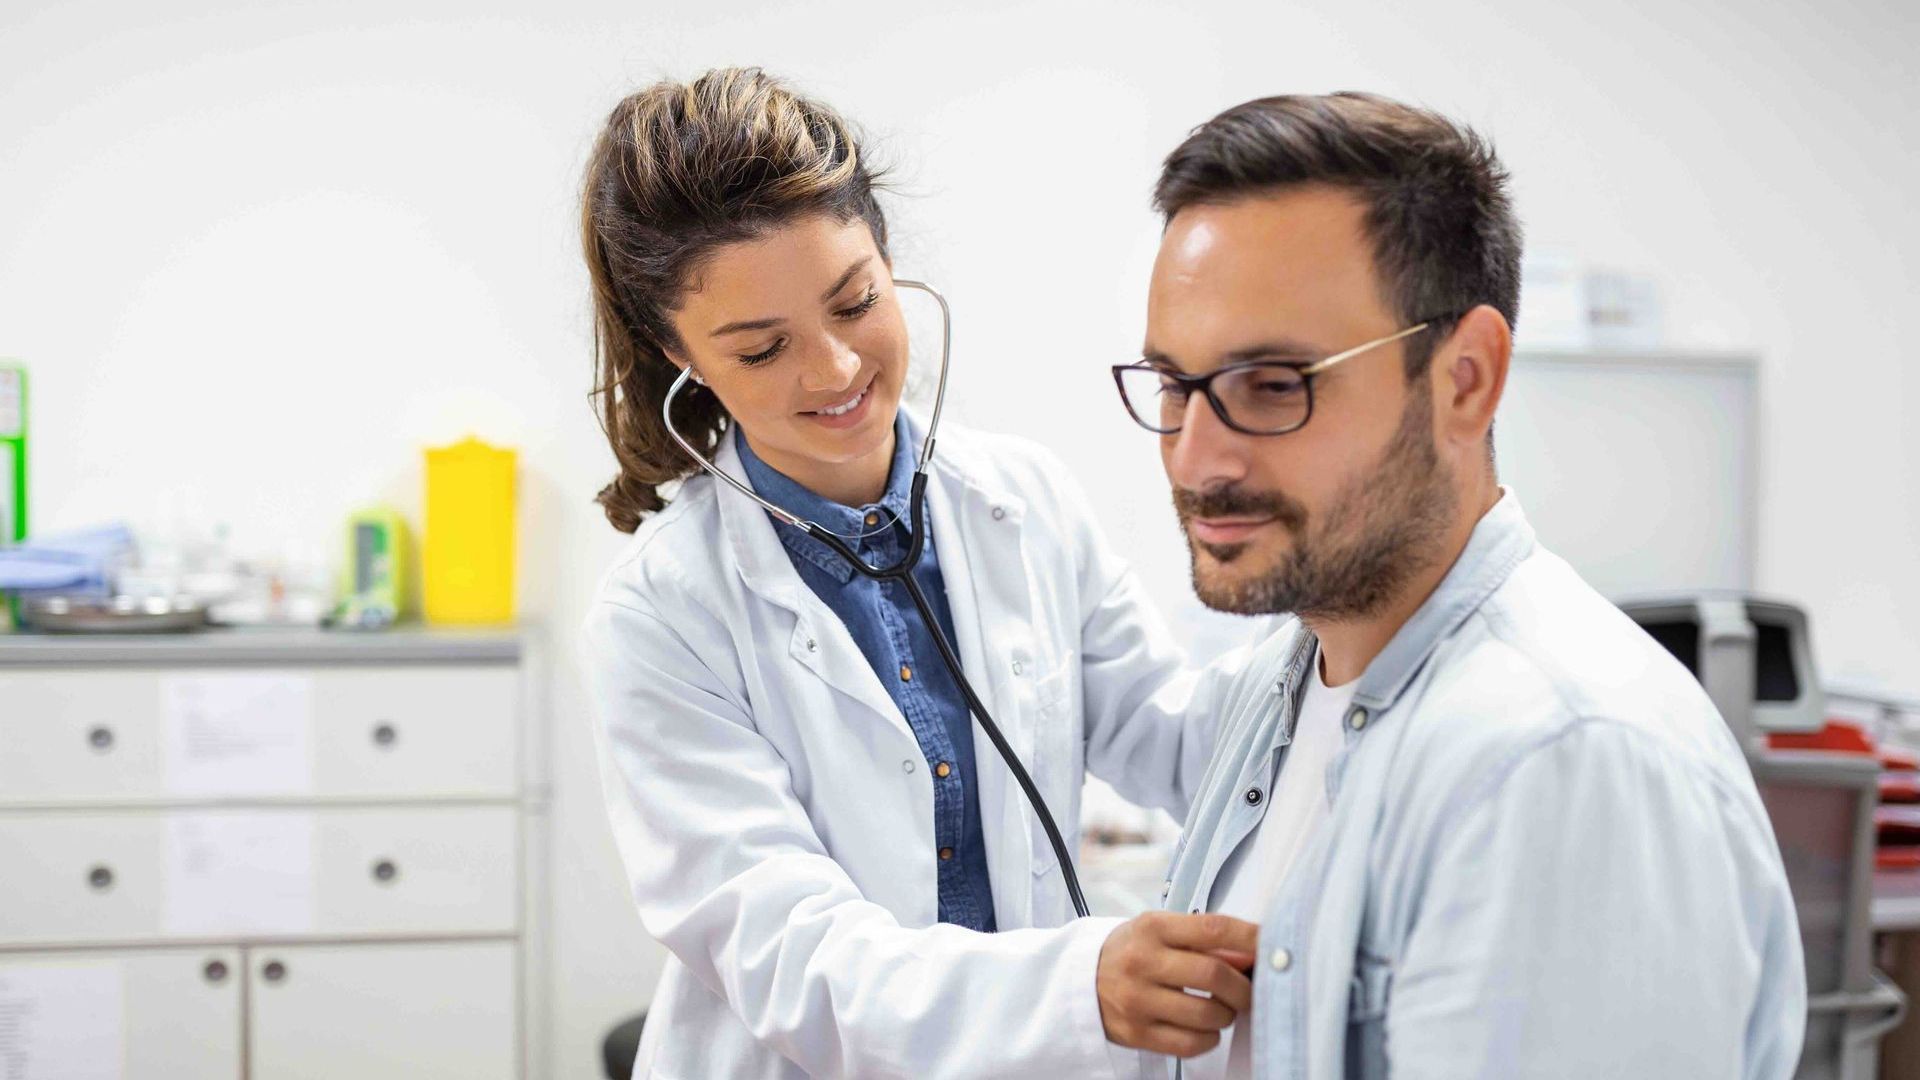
left=20, top=595, right=210, bottom=634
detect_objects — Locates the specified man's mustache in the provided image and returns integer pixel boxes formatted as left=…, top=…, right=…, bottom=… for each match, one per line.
left=1172, top=484, right=1309, bottom=534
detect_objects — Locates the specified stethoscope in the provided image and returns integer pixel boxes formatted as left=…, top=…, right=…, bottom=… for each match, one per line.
left=662, top=279, right=1091, bottom=920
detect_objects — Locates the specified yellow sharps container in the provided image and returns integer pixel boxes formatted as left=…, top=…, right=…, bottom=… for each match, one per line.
left=424, top=436, right=517, bottom=625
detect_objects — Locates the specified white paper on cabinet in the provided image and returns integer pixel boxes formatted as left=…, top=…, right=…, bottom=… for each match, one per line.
left=165, top=811, right=316, bottom=936
left=0, top=960, right=124, bottom=1080
left=161, top=673, right=315, bottom=797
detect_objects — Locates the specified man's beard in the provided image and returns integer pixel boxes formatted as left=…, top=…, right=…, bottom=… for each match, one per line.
left=1173, top=389, right=1456, bottom=620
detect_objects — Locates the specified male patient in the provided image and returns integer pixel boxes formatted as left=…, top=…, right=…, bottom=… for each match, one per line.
left=1107, top=93, right=1806, bottom=1077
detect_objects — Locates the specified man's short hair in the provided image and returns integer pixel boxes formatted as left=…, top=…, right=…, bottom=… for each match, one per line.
left=1154, top=92, right=1522, bottom=377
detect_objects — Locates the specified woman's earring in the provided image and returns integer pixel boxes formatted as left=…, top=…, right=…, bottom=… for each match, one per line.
left=689, top=369, right=708, bottom=387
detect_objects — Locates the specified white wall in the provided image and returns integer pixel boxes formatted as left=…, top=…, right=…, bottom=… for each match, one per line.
left=4, top=0, right=1915, bottom=1074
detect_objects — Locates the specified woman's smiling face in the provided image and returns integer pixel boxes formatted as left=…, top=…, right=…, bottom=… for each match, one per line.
left=666, top=213, right=907, bottom=503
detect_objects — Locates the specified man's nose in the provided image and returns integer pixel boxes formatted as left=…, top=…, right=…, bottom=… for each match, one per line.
left=1165, top=391, right=1251, bottom=492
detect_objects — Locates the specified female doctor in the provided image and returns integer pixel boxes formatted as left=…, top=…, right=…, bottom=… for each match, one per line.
left=581, top=68, right=1256, bottom=1079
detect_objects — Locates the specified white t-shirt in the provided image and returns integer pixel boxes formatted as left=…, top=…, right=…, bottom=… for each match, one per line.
left=1186, top=650, right=1355, bottom=1080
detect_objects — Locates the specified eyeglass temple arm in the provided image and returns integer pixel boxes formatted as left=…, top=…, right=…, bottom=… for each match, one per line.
left=1299, top=322, right=1430, bottom=377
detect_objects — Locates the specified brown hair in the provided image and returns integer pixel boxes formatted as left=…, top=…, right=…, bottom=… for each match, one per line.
left=1153, top=92, right=1521, bottom=377
left=581, top=67, right=889, bottom=532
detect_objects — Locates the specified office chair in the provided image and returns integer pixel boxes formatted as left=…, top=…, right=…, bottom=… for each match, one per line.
left=601, top=1012, right=645, bottom=1080
left=1751, top=751, right=1906, bottom=1080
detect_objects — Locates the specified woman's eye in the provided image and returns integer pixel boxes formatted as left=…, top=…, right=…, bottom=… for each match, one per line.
left=738, top=338, right=787, bottom=366
left=834, top=290, right=880, bottom=320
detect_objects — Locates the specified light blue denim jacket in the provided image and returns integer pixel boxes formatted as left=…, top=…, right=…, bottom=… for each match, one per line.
left=1158, top=492, right=1806, bottom=1079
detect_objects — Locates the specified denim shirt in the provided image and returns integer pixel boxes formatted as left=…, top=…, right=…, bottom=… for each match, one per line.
left=1157, top=491, right=1805, bottom=1079
left=736, top=416, right=997, bottom=932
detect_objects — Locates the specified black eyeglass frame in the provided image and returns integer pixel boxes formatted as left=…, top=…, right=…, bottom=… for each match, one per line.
left=1111, top=319, right=1454, bottom=436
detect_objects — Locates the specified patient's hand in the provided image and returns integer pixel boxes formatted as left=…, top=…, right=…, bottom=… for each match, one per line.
left=1096, top=911, right=1259, bottom=1057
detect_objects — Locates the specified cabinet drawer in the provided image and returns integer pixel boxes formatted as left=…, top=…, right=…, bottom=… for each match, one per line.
left=248, top=940, right=516, bottom=1080
left=0, top=946, right=244, bottom=1079
left=0, top=805, right=518, bottom=946
left=0, top=665, right=519, bottom=804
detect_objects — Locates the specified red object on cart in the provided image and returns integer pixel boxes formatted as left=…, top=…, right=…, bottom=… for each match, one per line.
left=1883, top=773, right=1920, bottom=804
left=1769, top=719, right=1919, bottom=771
left=1771, top=720, right=1920, bottom=868
left=1879, top=847, right=1920, bottom=870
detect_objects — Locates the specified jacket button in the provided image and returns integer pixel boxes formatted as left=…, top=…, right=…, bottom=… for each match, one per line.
left=1270, top=948, right=1293, bottom=972
left=1011, top=660, right=1024, bottom=676
left=865, top=512, right=880, bottom=527
left=935, top=761, right=952, bottom=779
left=938, top=847, right=954, bottom=861
left=900, top=665, right=913, bottom=682
left=1245, top=787, right=1263, bottom=806
left=806, top=639, right=817, bottom=652
left=992, top=507, right=1006, bottom=521
left=902, top=760, right=916, bottom=774
left=1348, top=707, right=1369, bottom=731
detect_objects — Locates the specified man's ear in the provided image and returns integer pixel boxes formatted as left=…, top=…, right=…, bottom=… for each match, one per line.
left=1433, top=304, right=1511, bottom=456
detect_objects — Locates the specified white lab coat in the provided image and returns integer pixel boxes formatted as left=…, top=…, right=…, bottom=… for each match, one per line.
left=585, top=418, right=1224, bottom=1079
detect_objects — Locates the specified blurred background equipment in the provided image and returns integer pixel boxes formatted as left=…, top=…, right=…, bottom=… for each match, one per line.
left=1495, top=351, right=1756, bottom=601
left=1622, top=593, right=1920, bottom=1077
left=0, top=361, right=24, bottom=545
left=1618, top=594, right=1825, bottom=748
left=334, top=506, right=415, bottom=630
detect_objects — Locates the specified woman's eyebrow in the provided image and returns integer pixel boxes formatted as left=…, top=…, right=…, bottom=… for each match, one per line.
left=710, top=316, right=781, bottom=337
left=708, top=256, right=874, bottom=338
left=819, top=256, right=871, bottom=302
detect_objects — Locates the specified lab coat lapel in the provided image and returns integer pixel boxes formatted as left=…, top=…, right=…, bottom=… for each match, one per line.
left=711, top=435, right=913, bottom=742
left=924, top=444, right=1040, bottom=927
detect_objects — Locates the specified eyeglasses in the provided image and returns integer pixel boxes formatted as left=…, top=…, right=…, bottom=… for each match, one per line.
left=1111, top=322, right=1435, bottom=436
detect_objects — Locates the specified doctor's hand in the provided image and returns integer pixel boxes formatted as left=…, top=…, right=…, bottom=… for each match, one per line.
left=1095, top=911, right=1259, bottom=1057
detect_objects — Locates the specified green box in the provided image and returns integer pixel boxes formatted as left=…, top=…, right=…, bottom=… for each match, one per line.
left=0, top=361, right=24, bottom=544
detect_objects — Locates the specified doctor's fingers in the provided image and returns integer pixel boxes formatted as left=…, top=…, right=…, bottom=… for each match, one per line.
left=1153, top=911, right=1261, bottom=958
left=1133, top=1021, right=1227, bottom=1060
left=1137, top=986, right=1238, bottom=1032
left=1145, top=950, right=1254, bottom=1015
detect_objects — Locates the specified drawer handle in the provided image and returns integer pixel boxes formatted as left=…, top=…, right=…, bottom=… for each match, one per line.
left=203, top=959, right=229, bottom=984
left=372, top=722, right=398, bottom=748
left=261, top=960, right=286, bottom=984
left=372, top=858, right=399, bottom=884
left=87, top=865, right=114, bottom=891
left=88, top=726, right=115, bottom=752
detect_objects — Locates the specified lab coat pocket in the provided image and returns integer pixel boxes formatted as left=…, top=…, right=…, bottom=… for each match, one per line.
left=1346, top=952, right=1393, bottom=1078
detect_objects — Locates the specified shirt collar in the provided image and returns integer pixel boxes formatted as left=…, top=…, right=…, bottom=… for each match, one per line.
left=1271, top=489, right=1538, bottom=718
left=1349, top=487, right=1536, bottom=712
left=734, top=411, right=922, bottom=584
